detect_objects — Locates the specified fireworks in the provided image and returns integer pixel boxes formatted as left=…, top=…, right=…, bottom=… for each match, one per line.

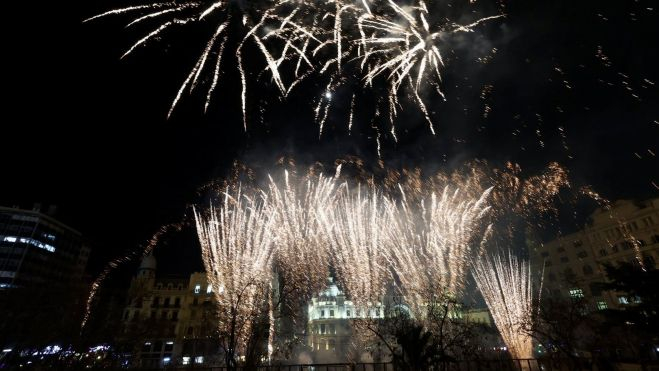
left=472, top=251, right=535, bottom=360
left=87, top=0, right=503, bottom=136
left=388, top=186, right=493, bottom=314
left=194, top=188, right=277, bottom=357
left=193, top=167, right=495, bottom=348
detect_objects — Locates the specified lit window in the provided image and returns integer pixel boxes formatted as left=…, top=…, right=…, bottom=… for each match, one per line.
left=194, top=284, right=201, bottom=294
left=163, top=357, right=171, bottom=365
left=206, top=284, right=212, bottom=294
left=569, top=288, right=584, bottom=298
left=182, top=357, right=190, bottom=365
left=3, top=236, right=17, bottom=243
left=618, top=296, right=629, bottom=305
left=597, top=301, right=607, bottom=310
left=195, top=356, right=204, bottom=364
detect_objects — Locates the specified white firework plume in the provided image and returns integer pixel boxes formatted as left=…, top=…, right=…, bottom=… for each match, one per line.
left=320, top=183, right=397, bottom=306
left=387, top=186, right=492, bottom=315
left=472, top=251, right=535, bottom=360
left=194, top=188, right=276, bottom=350
left=266, top=171, right=336, bottom=300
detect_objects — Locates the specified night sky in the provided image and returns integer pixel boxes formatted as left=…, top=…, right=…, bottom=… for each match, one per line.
left=2, top=0, right=657, bottom=277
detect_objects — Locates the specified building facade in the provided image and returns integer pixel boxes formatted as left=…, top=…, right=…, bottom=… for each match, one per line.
left=531, top=197, right=659, bottom=311
left=122, top=255, right=219, bottom=368
left=306, top=277, right=384, bottom=363
left=0, top=205, right=89, bottom=289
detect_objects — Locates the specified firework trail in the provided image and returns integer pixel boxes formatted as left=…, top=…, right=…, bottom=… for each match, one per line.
left=81, top=222, right=185, bottom=332
left=473, top=250, right=536, bottom=360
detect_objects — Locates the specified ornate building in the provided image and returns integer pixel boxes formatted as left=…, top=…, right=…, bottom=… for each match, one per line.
left=121, top=254, right=219, bottom=368
left=306, top=277, right=384, bottom=363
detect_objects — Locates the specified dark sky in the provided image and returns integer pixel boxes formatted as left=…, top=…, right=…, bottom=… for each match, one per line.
left=2, top=0, right=658, bottom=276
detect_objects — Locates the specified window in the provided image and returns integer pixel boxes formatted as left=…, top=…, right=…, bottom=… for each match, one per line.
left=560, top=256, right=569, bottom=263
left=569, top=288, right=584, bottom=299
left=330, top=324, right=335, bottom=334
left=376, top=309, right=381, bottom=317
left=346, top=310, right=351, bottom=317
left=172, top=311, right=178, bottom=321
left=182, top=357, right=191, bottom=365
left=151, top=311, right=156, bottom=319
left=611, top=244, right=619, bottom=253
left=195, top=356, right=204, bottom=364
left=206, top=284, right=212, bottom=294
left=164, top=298, right=170, bottom=307
left=187, top=326, right=194, bottom=335
left=164, top=342, right=174, bottom=351
left=174, top=297, right=180, bottom=307
left=544, top=260, right=553, bottom=267
left=576, top=251, right=588, bottom=258
left=599, top=249, right=607, bottom=257
left=161, top=311, right=168, bottom=319
left=194, top=284, right=201, bottom=294
left=618, top=296, right=629, bottom=305
left=596, top=301, right=607, bottom=310
left=330, top=310, right=334, bottom=318
left=193, top=298, right=198, bottom=306
left=142, top=342, right=152, bottom=353
left=152, top=297, right=160, bottom=307
left=582, top=265, right=593, bottom=275
left=328, top=339, right=336, bottom=351
left=557, top=246, right=566, bottom=253
left=320, top=310, right=325, bottom=318
left=320, top=324, right=326, bottom=334
left=573, top=240, right=583, bottom=248
left=124, top=310, right=130, bottom=320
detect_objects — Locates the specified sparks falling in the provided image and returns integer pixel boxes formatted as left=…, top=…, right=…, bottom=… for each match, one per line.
left=472, top=251, right=536, bottom=360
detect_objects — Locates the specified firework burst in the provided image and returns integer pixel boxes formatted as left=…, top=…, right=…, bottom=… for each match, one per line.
left=87, top=0, right=503, bottom=138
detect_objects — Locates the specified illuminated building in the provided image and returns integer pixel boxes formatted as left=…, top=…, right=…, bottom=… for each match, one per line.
left=306, top=277, right=384, bottom=363
left=0, top=205, right=89, bottom=289
left=121, top=254, right=219, bottom=368
left=531, top=197, right=659, bottom=310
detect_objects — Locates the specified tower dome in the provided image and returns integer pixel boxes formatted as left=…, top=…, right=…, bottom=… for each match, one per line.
left=138, top=252, right=157, bottom=275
